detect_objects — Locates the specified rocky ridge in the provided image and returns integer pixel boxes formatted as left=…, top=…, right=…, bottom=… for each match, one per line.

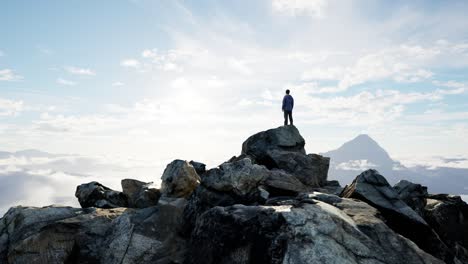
left=1, top=125, right=467, bottom=264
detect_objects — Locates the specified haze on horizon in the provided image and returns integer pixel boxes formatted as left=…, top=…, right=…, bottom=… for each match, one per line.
left=1, top=1, right=468, bottom=212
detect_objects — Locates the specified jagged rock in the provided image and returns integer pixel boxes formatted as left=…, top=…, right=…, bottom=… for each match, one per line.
left=187, top=200, right=444, bottom=264
left=240, top=126, right=329, bottom=188
left=121, top=179, right=160, bottom=208
left=241, top=125, right=306, bottom=161
left=189, top=161, right=206, bottom=175
left=322, top=180, right=343, bottom=195
left=394, top=180, right=428, bottom=215
left=263, top=169, right=308, bottom=196
left=267, top=151, right=330, bottom=187
left=181, top=158, right=310, bottom=235
left=0, top=205, right=125, bottom=264
left=341, top=169, right=457, bottom=264
left=161, top=160, right=201, bottom=198
left=202, top=158, right=269, bottom=197
left=187, top=205, right=286, bottom=264
left=75, top=181, right=128, bottom=208
left=425, top=194, right=468, bottom=262
left=4, top=126, right=468, bottom=264
left=101, top=198, right=188, bottom=264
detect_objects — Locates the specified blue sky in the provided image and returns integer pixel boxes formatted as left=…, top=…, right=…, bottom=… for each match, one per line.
left=1, top=0, right=468, bottom=170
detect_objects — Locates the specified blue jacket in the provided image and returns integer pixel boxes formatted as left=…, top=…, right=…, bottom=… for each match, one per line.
left=282, top=94, right=294, bottom=111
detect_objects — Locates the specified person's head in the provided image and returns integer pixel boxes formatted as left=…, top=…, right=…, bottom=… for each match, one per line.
left=286, top=89, right=290, bottom=95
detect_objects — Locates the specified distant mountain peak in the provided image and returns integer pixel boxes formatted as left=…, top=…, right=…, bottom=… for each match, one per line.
left=322, top=134, right=395, bottom=170
left=348, top=134, right=379, bottom=145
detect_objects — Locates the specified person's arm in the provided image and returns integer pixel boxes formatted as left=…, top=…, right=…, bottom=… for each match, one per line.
left=282, top=96, right=286, bottom=111
left=291, top=96, right=294, bottom=109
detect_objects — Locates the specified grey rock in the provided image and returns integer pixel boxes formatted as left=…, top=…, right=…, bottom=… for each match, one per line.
left=341, top=169, right=457, bottom=264
left=202, top=158, right=268, bottom=196
left=75, top=181, right=128, bottom=208
left=341, top=170, right=427, bottom=225
left=241, top=125, right=306, bottom=161
left=189, top=161, right=206, bottom=175
left=187, top=201, right=444, bottom=264
left=393, top=180, right=428, bottom=215
left=425, top=194, right=468, bottom=263
left=0, top=205, right=125, bottom=264
left=121, top=179, right=160, bottom=208
left=101, top=198, right=188, bottom=264
left=240, top=126, right=329, bottom=188
left=263, top=169, right=308, bottom=196
left=267, top=151, right=330, bottom=187
left=161, top=160, right=201, bottom=198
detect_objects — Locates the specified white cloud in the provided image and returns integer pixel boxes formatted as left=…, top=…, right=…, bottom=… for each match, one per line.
left=272, top=0, right=328, bottom=18
left=0, top=69, right=22, bottom=81
left=120, top=59, right=141, bottom=68
left=335, top=160, right=378, bottom=171
left=138, top=48, right=195, bottom=72
left=56, top=78, right=76, bottom=86
left=65, top=66, right=96, bottom=76
left=0, top=150, right=162, bottom=215
left=227, top=58, right=253, bottom=75
left=112, top=81, right=124, bottom=86
left=0, top=98, right=24, bottom=116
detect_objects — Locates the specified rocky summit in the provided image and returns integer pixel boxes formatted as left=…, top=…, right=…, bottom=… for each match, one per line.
left=1, top=125, right=467, bottom=264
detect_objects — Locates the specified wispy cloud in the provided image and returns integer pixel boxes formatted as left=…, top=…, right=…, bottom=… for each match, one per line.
left=120, top=59, right=140, bottom=68
left=0, top=98, right=24, bottom=116
left=112, top=81, right=124, bottom=86
left=0, top=69, right=22, bottom=81
left=65, top=66, right=96, bottom=76
left=56, top=78, right=76, bottom=86
left=272, top=0, right=328, bottom=18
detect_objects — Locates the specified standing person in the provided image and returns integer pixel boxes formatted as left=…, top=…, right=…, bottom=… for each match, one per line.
left=282, top=89, right=294, bottom=126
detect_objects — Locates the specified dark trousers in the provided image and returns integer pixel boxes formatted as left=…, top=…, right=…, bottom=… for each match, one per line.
left=284, top=110, right=293, bottom=125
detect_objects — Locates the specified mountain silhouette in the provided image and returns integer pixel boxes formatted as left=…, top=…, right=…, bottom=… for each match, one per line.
left=323, top=134, right=468, bottom=195
left=322, top=134, right=401, bottom=171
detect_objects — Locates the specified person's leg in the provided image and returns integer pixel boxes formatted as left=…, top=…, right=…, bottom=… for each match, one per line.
left=289, top=111, right=293, bottom=125
left=284, top=111, right=288, bottom=125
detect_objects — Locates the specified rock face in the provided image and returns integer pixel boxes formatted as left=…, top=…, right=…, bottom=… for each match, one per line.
left=0, top=205, right=126, bottom=264
left=161, top=160, right=201, bottom=198
left=425, top=194, right=468, bottom=263
left=187, top=199, right=443, bottom=264
left=394, top=179, right=428, bottom=215
left=241, top=126, right=329, bottom=187
left=2, top=126, right=467, bottom=264
left=75, top=181, right=128, bottom=208
left=341, top=169, right=458, bottom=264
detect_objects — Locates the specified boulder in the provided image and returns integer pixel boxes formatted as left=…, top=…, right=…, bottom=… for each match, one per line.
left=424, top=194, right=468, bottom=262
left=160, top=160, right=201, bottom=198
left=0, top=205, right=125, bottom=264
left=240, top=126, right=329, bottom=188
left=75, top=181, right=128, bottom=208
left=393, top=180, right=428, bottom=215
left=241, top=126, right=306, bottom=163
left=262, top=169, right=309, bottom=196
left=189, top=160, right=206, bottom=175
left=202, top=158, right=269, bottom=198
left=181, top=158, right=311, bottom=236
left=121, top=179, right=160, bottom=208
left=267, top=151, right=330, bottom=187
left=341, top=169, right=456, bottom=264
